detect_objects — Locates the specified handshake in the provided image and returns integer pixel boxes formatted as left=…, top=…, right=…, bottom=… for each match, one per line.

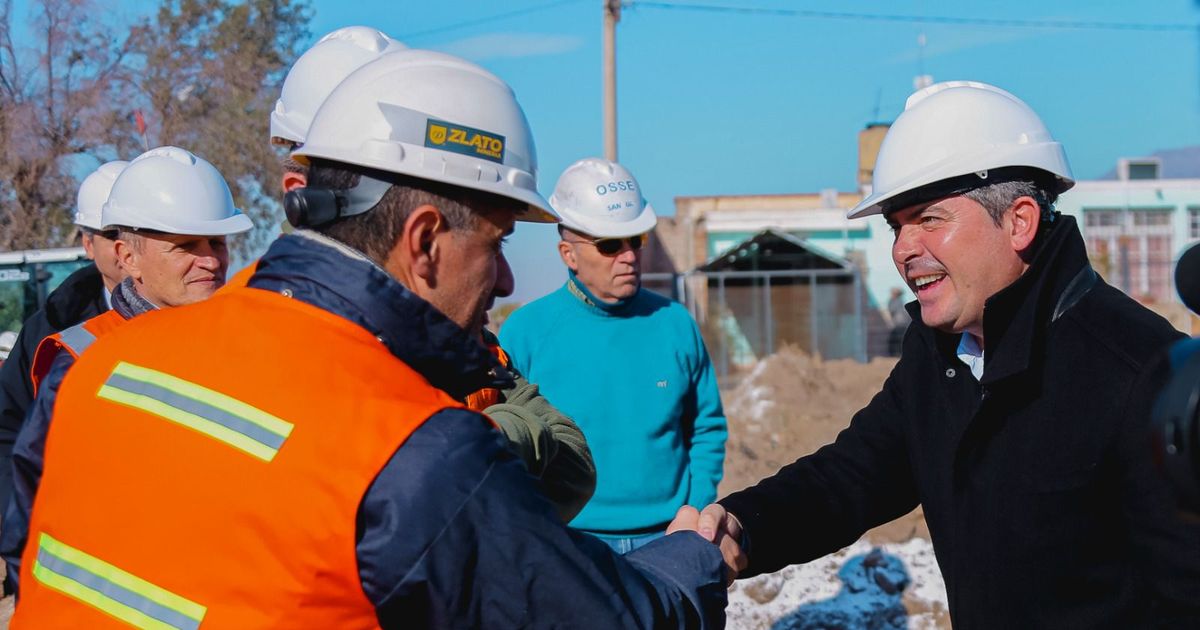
left=666, top=503, right=749, bottom=585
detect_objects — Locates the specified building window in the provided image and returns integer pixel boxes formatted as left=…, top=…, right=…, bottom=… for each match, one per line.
left=1085, top=209, right=1119, bottom=228
left=1133, top=210, right=1171, bottom=227
left=1189, top=207, right=1200, bottom=239
left=1083, top=208, right=1174, bottom=304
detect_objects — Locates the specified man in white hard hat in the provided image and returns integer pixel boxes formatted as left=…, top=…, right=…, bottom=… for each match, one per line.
left=269, top=25, right=406, bottom=193
left=76, top=161, right=131, bottom=296
left=501, top=157, right=728, bottom=553
left=0, top=146, right=251, bottom=595
left=0, top=160, right=129, bottom=553
left=13, top=50, right=726, bottom=628
left=257, top=26, right=596, bottom=522
left=701, top=81, right=1200, bottom=626
left=218, top=25, right=405, bottom=283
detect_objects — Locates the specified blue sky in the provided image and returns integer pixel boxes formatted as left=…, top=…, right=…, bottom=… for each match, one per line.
left=327, top=0, right=1200, bottom=303
left=21, top=0, right=1200, bottom=302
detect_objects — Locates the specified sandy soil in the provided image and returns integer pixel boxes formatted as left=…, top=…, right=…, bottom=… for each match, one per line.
left=719, top=346, right=928, bottom=543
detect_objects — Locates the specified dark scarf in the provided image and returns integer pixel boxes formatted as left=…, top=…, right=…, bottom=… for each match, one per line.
left=111, top=277, right=159, bottom=320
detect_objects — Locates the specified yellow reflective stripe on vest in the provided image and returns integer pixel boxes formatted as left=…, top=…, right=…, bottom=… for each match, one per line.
left=32, top=532, right=206, bottom=630
left=97, top=361, right=294, bottom=462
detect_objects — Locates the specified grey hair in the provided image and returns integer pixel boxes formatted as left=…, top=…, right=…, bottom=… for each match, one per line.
left=963, top=179, right=1057, bottom=227
left=115, top=228, right=144, bottom=251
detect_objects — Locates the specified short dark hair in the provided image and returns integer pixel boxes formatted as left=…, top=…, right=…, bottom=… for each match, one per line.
left=281, top=155, right=308, bottom=177
left=273, top=140, right=308, bottom=177
left=306, top=158, right=521, bottom=266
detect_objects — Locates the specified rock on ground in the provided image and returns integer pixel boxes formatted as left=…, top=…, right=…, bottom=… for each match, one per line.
left=727, top=539, right=949, bottom=630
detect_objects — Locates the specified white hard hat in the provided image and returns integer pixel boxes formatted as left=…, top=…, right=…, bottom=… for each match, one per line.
left=75, top=161, right=129, bottom=230
left=102, top=146, right=253, bottom=235
left=294, top=49, right=557, bottom=223
left=848, top=81, right=1074, bottom=219
left=270, top=26, right=406, bottom=146
left=549, top=157, right=657, bottom=238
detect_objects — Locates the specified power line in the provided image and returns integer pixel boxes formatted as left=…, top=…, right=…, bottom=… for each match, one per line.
left=399, top=0, right=587, bottom=41
left=628, top=1, right=1199, bottom=33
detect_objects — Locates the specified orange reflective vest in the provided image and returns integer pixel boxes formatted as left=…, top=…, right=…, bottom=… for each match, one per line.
left=28, top=309, right=126, bottom=396
left=15, top=287, right=459, bottom=629
left=221, top=263, right=256, bottom=292
left=231, top=259, right=502, bottom=414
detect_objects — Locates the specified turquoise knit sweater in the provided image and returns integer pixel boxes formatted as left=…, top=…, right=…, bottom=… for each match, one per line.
left=500, top=274, right=727, bottom=533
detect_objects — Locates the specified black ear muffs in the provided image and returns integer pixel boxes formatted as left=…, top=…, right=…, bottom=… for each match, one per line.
left=284, top=188, right=344, bottom=228
left=283, top=175, right=393, bottom=229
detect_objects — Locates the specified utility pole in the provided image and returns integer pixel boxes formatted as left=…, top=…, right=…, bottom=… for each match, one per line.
left=603, top=0, right=620, bottom=161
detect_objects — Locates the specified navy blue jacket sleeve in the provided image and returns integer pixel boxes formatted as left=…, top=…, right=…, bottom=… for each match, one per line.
left=356, top=408, right=727, bottom=629
left=0, top=315, right=51, bottom=522
left=1, top=349, right=72, bottom=595
left=0, top=264, right=104, bottom=524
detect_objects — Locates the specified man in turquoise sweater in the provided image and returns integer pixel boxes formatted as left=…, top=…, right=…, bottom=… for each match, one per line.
left=501, top=157, right=727, bottom=553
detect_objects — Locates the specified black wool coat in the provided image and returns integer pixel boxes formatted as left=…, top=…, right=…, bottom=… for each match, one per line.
left=721, top=216, right=1200, bottom=628
left=0, top=264, right=106, bottom=513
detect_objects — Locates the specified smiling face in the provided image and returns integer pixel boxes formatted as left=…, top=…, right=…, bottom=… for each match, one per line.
left=116, top=232, right=230, bottom=307
left=886, top=194, right=1033, bottom=340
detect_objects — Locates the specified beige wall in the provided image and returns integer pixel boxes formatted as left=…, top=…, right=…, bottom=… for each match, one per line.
left=857, top=123, right=889, bottom=191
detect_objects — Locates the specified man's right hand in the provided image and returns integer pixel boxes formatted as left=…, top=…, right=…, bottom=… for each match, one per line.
left=697, top=503, right=748, bottom=585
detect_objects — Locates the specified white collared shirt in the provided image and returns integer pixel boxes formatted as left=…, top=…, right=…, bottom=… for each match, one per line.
left=956, top=333, right=985, bottom=381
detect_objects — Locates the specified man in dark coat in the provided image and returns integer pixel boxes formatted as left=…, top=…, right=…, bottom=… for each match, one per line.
left=700, top=81, right=1200, bottom=627
left=0, top=161, right=127, bottom=521
left=0, top=265, right=106, bottom=513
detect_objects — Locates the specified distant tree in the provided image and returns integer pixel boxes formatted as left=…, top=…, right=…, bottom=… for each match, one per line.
left=125, top=0, right=311, bottom=257
left=0, top=0, right=311, bottom=257
left=0, top=0, right=132, bottom=251
left=489, top=302, right=523, bottom=334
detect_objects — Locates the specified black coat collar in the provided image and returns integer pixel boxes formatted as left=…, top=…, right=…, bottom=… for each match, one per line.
left=909, top=215, right=1094, bottom=384
left=44, top=263, right=108, bottom=329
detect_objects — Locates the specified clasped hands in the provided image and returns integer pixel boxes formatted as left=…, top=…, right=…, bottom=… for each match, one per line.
left=666, top=503, right=749, bottom=585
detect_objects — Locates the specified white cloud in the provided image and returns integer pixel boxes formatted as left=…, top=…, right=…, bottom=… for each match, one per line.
left=436, top=32, right=584, bottom=62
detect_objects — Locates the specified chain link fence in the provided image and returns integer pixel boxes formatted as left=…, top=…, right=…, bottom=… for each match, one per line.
left=643, top=268, right=872, bottom=380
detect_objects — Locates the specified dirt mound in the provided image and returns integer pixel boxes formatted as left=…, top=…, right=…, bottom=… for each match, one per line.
left=719, top=346, right=929, bottom=544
